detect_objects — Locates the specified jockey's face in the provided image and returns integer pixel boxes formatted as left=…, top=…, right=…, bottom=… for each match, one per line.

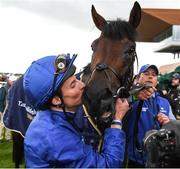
left=60, top=75, right=85, bottom=111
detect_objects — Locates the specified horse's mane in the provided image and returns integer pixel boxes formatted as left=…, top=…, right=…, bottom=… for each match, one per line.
left=103, top=19, right=136, bottom=41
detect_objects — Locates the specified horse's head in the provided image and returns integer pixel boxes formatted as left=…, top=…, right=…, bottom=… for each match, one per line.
left=82, top=2, right=141, bottom=130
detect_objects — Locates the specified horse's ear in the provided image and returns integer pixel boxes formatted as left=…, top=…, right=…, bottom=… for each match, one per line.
left=91, top=5, right=107, bottom=31
left=128, top=1, right=141, bottom=29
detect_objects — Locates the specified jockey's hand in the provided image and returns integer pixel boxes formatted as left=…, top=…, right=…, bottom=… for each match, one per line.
left=157, top=112, right=170, bottom=125
left=114, top=98, right=129, bottom=121
left=137, top=86, right=157, bottom=100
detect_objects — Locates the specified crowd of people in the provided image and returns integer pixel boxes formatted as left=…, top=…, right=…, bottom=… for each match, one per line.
left=0, top=55, right=179, bottom=168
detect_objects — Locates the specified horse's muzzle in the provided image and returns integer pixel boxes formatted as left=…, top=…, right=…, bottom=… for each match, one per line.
left=83, top=87, right=115, bottom=124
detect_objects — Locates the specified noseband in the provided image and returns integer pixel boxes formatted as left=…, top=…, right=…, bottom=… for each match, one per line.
left=87, top=63, right=122, bottom=87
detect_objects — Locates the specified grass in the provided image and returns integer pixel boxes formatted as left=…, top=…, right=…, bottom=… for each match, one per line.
left=0, top=140, right=24, bottom=168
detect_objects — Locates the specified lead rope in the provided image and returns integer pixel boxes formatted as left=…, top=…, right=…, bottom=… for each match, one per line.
left=82, top=104, right=102, bottom=152
left=80, top=72, right=103, bottom=151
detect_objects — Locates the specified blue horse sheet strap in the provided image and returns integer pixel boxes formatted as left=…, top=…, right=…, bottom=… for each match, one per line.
left=3, top=75, right=36, bottom=137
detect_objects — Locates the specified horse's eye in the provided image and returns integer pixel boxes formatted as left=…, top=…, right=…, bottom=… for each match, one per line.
left=124, top=47, right=136, bottom=62
left=126, top=48, right=135, bottom=55
left=91, top=38, right=99, bottom=52
left=125, top=47, right=136, bottom=56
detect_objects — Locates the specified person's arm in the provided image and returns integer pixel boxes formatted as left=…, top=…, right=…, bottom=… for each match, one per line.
left=167, top=105, right=176, bottom=120
left=111, top=98, right=129, bottom=129
left=79, top=97, right=129, bottom=168
left=25, top=126, right=126, bottom=168
left=136, top=86, right=157, bottom=100
left=25, top=99, right=130, bottom=168
left=157, top=112, right=170, bottom=125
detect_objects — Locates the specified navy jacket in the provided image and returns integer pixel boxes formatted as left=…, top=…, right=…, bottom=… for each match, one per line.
left=124, top=92, right=175, bottom=165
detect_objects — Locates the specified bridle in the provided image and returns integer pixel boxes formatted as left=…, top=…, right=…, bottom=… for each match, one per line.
left=86, top=63, right=122, bottom=89
left=87, top=37, right=138, bottom=99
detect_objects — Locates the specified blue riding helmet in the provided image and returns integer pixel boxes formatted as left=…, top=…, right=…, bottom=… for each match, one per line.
left=23, top=54, right=77, bottom=110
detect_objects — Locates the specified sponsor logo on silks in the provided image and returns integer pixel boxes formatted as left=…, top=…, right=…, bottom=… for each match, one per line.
left=160, top=107, right=167, bottom=113
left=142, top=107, right=148, bottom=112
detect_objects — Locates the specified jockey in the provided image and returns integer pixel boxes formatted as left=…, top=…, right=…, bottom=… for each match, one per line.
left=23, top=53, right=130, bottom=168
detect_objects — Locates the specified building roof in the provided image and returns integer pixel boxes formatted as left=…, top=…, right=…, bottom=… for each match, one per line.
left=137, top=8, right=180, bottom=42
left=159, top=62, right=180, bottom=75
left=155, top=40, right=180, bottom=53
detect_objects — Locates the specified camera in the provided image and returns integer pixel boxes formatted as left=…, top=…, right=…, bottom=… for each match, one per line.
left=144, top=122, right=180, bottom=168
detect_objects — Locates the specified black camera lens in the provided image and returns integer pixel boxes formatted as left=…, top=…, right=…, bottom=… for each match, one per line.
left=144, top=128, right=177, bottom=168
left=167, top=130, right=175, bottom=138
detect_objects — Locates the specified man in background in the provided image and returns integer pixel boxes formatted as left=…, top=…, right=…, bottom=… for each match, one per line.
left=165, top=73, right=180, bottom=119
left=124, top=64, right=175, bottom=167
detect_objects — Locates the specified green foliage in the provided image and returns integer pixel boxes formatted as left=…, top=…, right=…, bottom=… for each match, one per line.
left=0, top=141, right=24, bottom=168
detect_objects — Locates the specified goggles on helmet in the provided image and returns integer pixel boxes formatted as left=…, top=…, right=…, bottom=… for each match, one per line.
left=52, top=53, right=77, bottom=96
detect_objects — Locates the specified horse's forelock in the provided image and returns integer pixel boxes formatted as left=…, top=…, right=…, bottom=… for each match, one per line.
left=102, top=19, right=137, bottom=41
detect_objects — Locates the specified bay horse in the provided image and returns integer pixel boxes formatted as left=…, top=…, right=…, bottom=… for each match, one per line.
left=81, top=1, right=141, bottom=133
left=5, top=2, right=141, bottom=167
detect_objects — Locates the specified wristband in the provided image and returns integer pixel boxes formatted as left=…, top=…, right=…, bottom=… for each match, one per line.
left=111, top=120, right=122, bottom=126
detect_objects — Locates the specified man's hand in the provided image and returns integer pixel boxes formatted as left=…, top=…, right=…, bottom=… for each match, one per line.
left=114, top=98, right=130, bottom=121
left=137, top=86, right=157, bottom=100
left=157, top=112, right=170, bottom=125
